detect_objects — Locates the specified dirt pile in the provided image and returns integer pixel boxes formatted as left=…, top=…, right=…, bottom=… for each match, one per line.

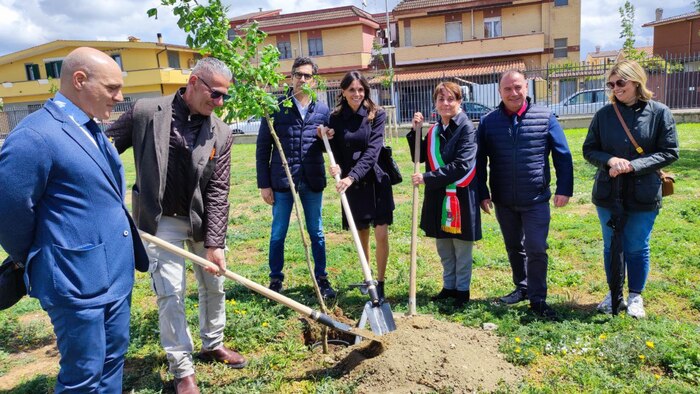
left=326, top=314, right=523, bottom=393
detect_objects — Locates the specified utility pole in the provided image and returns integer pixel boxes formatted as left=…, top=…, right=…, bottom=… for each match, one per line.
left=385, top=0, right=395, bottom=106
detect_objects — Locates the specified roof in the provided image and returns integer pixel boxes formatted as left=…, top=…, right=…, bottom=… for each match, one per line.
left=229, top=9, right=282, bottom=26
left=370, top=60, right=525, bottom=83
left=237, top=6, right=379, bottom=33
left=587, top=50, right=619, bottom=58
left=393, top=0, right=510, bottom=14
left=0, top=39, right=197, bottom=66
left=643, top=11, right=700, bottom=27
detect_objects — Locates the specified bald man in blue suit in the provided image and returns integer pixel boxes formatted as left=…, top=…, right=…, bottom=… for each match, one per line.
left=0, top=47, right=148, bottom=393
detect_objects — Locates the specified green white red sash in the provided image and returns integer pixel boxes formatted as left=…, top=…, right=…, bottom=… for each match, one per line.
left=426, top=123, right=476, bottom=234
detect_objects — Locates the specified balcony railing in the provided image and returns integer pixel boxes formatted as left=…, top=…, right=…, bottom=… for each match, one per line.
left=395, top=33, right=545, bottom=66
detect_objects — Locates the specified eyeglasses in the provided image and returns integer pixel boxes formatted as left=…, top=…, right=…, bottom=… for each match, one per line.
left=293, top=72, right=314, bottom=81
left=606, top=79, right=629, bottom=89
left=198, top=77, right=231, bottom=101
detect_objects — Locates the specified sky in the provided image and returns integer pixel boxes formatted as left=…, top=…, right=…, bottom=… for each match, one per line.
left=0, top=0, right=696, bottom=59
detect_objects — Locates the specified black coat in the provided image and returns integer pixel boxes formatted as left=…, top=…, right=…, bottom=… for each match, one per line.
left=407, top=111, right=482, bottom=241
left=328, top=103, right=393, bottom=222
left=582, top=100, right=679, bottom=211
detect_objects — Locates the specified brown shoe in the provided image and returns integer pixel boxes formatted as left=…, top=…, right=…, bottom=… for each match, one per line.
left=173, top=374, right=200, bottom=394
left=198, top=345, right=248, bottom=369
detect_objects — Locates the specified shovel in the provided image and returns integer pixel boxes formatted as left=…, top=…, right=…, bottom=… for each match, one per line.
left=407, top=124, right=422, bottom=316
left=321, top=132, right=396, bottom=337
left=139, top=232, right=382, bottom=343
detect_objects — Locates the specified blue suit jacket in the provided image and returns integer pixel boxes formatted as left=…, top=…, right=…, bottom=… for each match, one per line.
left=0, top=99, right=148, bottom=309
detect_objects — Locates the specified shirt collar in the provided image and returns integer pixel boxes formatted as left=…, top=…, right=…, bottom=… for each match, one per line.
left=504, top=100, right=528, bottom=117
left=53, top=92, right=91, bottom=125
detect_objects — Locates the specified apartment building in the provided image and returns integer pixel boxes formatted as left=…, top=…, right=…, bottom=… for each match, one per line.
left=0, top=37, right=201, bottom=112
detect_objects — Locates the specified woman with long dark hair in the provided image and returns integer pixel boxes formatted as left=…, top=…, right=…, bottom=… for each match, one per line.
left=319, top=71, right=395, bottom=300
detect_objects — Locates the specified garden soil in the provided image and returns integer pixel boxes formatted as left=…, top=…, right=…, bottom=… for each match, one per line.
left=306, top=314, right=524, bottom=393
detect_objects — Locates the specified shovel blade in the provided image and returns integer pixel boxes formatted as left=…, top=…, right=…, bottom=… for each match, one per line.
left=362, top=301, right=396, bottom=335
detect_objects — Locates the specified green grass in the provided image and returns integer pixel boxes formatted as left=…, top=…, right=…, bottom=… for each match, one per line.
left=1, top=124, right=699, bottom=393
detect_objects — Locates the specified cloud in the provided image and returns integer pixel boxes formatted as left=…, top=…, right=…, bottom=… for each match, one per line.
left=0, top=0, right=695, bottom=60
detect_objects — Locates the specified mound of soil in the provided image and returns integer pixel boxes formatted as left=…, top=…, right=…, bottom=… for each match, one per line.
left=315, top=314, right=524, bottom=393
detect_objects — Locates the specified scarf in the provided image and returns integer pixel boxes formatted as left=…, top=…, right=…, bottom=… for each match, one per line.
left=426, top=123, right=476, bottom=234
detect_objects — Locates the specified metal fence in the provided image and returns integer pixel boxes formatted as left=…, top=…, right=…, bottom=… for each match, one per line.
left=349, top=52, right=700, bottom=122
left=2, top=53, right=700, bottom=134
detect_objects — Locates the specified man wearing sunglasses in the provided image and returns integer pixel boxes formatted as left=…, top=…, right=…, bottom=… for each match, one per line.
left=107, top=57, right=244, bottom=394
left=256, top=57, right=336, bottom=298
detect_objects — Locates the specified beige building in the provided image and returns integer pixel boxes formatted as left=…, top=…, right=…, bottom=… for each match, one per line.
left=230, top=6, right=379, bottom=80
left=0, top=37, right=201, bottom=112
left=392, top=0, right=581, bottom=71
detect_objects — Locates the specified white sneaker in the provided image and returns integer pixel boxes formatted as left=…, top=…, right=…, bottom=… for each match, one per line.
left=597, top=292, right=628, bottom=314
left=626, top=293, right=646, bottom=318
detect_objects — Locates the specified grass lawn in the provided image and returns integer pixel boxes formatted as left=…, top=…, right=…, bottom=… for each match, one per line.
left=1, top=124, right=699, bottom=393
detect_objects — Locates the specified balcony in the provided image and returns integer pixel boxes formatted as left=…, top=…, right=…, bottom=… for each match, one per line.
left=0, top=68, right=191, bottom=102
left=394, top=33, right=545, bottom=66
left=276, top=52, right=373, bottom=75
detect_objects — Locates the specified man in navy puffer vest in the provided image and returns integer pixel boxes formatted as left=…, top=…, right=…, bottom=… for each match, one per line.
left=256, top=57, right=336, bottom=298
left=476, top=70, right=573, bottom=319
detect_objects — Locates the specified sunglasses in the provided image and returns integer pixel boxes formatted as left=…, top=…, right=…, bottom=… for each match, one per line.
left=198, top=77, right=231, bottom=101
left=606, top=79, right=629, bottom=89
left=293, top=72, right=314, bottom=81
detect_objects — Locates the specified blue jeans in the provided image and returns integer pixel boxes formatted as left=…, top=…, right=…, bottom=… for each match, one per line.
left=596, top=206, right=658, bottom=294
left=46, top=295, right=131, bottom=393
left=269, top=181, right=327, bottom=281
left=494, top=202, right=551, bottom=304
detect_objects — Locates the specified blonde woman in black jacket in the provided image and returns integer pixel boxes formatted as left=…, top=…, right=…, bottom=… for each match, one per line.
left=582, top=59, right=679, bottom=318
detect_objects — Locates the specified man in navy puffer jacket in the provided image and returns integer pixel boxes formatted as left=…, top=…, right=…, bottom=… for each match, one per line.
left=476, top=70, right=573, bottom=319
left=256, top=57, right=335, bottom=298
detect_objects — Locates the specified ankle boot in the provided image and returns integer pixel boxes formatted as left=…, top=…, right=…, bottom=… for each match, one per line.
left=453, top=290, right=470, bottom=307
left=376, top=281, right=385, bottom=301
left=431, top=288, right=457, bottom=301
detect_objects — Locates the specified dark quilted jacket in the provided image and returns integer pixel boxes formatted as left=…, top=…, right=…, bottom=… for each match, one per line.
left=256, top=92, right=330, bottom=192
left=107, top=94, right=233, bottom=248
left=476, top=99, right=574, bottom=206
left=582, top=100, right=679, bottom=211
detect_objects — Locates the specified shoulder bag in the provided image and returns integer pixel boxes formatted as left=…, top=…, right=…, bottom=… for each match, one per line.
left=612, top=103, right=674, bottom=197
left=0, top=256, right=26, bottom=310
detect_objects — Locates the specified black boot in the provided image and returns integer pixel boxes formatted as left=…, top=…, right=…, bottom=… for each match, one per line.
left=376, top=281, right=385, bottom=301
left=453, top=290, right=470, bottom=307
left=431, top=288, right=457, bottom=301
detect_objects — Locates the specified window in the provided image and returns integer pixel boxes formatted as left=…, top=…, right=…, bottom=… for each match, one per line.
left=404, top=25, right=412, bottom=47
left=554, top=38, right=568, bottom=58
left=45, top=60, right=62, bottom=78
left=111, top=54, right=123, bottom=70
left=555, top=0, right=568, bottom=6
left=277, top=41, right=292, bottom=60
left=445, top=21, right=462, bottom=43
left=167, top=51, right=180, bottom=68
left=484, top=17, right=502, bottom=38
left=25, top=63, right=40, bottom=81
left=308, top=37, right=323, bottom=56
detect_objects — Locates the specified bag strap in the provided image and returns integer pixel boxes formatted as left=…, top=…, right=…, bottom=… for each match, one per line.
left=613, top=102, right=644, bottom=155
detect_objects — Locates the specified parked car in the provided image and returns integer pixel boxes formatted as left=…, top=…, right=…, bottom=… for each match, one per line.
left=549, top=88, right=607, bottom=117
left=230, top=116, right=261, bottom=134
left=431, top=101, right=492, bottom=122
left=461, top=101, right=492, bottom=121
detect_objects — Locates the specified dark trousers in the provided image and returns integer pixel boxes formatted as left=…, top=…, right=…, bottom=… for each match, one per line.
left=46, top=295, right=131, bottom=393
left=494, top=201, right=550, bottom=304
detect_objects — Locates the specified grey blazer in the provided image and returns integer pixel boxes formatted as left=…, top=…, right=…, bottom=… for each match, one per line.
left=107, top=94, right=233, bottom=247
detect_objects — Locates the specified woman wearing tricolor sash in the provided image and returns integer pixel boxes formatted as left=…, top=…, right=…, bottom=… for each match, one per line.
left=406, top=82, right=482, bottom=308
